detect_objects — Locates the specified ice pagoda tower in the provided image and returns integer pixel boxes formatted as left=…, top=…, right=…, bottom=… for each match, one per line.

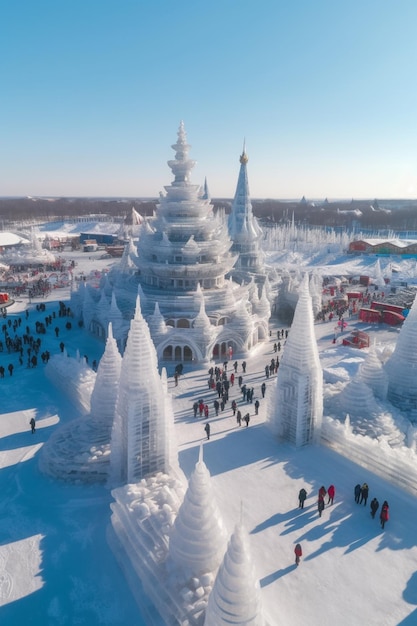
left=386, top=293, right=417, bottom=417
left=129, top=122, right=269, bottom=362
left=228, top=145, right=266, bottom=285
left=268, top=275, right=323, bottom=446
left=110, top=296, right=176, bottom=484
left=74, top=123, right=270, bottom=362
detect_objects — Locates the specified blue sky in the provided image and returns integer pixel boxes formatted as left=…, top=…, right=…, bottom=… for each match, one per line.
left=1, top=0, right=417, bottom=199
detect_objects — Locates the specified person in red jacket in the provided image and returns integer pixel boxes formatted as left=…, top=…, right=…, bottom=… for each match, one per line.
left=294, top=543, right=302, bottom=566
left=380, top=501, right=389, bottom=529
left=327, top=484, right=335, bottom=505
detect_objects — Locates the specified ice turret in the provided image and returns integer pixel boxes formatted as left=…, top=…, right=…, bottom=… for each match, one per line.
left=148, top=301, right=168, bottom=340
left=268, top=275, right=323, bottom=446
left=386, top=294, right=417, bottom=414
left=204, top=521, right=265, bottom=626
left=169, top=444, right=227, bottom=576
left=228, top=146, right=265, bottom=279
left=97, top=289, right=111, bottom=328
left=110, top=296, right=171, bottom=484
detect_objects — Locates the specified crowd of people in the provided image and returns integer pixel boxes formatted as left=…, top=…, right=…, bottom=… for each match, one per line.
left=182, top=329, right=289, bottom=440
left=0, top=299, right=97, bottom=422
left=295, top=480, right=391, bottom=565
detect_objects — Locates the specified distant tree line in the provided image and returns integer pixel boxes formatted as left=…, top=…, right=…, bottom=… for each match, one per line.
left=1, top=196, right=417, bottom=231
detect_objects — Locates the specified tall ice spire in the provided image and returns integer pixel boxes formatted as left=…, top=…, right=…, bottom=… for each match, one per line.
left=110, top=296, right=172, bottom=484
left=268, top=275, right=323, bottom=446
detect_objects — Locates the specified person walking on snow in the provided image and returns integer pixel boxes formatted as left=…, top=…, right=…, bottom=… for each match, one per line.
left=294, top=543, right=302, bottom=566
left=370, top=498, right=379, bottom=519
left=29, top=417, right=36, bottom=434
left=204, top=423, right=210, bottom=440
left=318, top=496, right=325, bottom=517
left=360, top=483, right=369, bottom=506
left=298, top=488, right=307, bottom=509
left=380, top=501, right=389, bottom=529
left=327, top=484, right=335, bottom=505
left=318, top=485, right=327, bottom=500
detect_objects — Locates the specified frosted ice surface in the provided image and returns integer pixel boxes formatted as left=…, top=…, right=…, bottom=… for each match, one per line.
left=169, top=445, right=227, bottom=576
left=204, top=522, right=265, bottom=626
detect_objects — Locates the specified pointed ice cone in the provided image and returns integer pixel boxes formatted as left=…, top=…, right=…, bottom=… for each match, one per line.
left=204, top=521, right=265, bottom=626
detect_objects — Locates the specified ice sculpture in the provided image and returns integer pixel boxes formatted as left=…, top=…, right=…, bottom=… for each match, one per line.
left=386, top=293, right=417, bottom=415
left=169, top=444, right=227, bottom=576
left=110, top=296, right=173, bottom=484
left=268, top=275, right=323, bottom=446
left=228, top=146, right=265, bottom=281
left=40, top=324, right=122, bottom=483
left=109, top=447, right=231, bottom=625
left=78, top=122, right=270, bottom=362
left=204, top=521, right=265, bottom=626
left=359, top=345, right=388, bottom=399
left=337, top=376, right=379, bottom=419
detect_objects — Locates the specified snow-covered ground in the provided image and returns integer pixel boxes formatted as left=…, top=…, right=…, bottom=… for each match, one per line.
left=1, top=236, right=417, bottom=625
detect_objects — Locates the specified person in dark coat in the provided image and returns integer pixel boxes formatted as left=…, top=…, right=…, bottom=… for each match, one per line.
left=380, top=501, right=389, bottom=529
left=254, top=399, right=260, bottom=415
left=354, top=483, right=361, bottom=503
left=236, top=410, right=242, bottom=426
left=294, top=543, right=302, bottom=566
left=244, top=413, right=250, bottom=427
left=30, top=417, right=36, bottom=434
left=204, top=423, right=210, bottom=440
left=318, top=496, right=325, bottom=517
left=327, top=484, right=335, bottom=505
left=370, top=498, right=379, bottom=519
left=261, top=382, right=266, bottom=398
left=360, top=483, right=369, bottom=506
left=298, top=488, right=307, bottom=509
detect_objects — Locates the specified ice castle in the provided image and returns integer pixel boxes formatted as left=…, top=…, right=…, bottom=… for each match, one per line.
left=71, top=122, right=270, bottom=363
